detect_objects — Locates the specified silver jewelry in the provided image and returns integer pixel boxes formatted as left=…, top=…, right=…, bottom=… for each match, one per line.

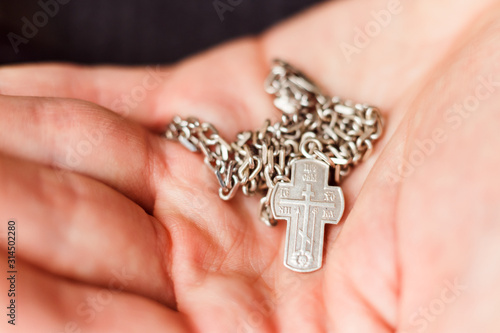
left=165, top=60, right=383, bottom=272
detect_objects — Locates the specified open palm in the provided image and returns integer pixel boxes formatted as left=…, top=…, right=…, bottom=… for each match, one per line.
left=2, top=0, right=500, bottom=332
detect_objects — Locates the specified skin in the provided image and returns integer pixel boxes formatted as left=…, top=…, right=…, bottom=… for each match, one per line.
left=1, top=0, right=500, bottom=332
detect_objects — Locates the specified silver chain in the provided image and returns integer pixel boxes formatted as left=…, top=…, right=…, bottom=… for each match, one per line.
left=165, top=60, right=383, bottom=226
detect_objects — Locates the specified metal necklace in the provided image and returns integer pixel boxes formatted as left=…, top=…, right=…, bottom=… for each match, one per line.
left=165, top=60, right=384, bottom=272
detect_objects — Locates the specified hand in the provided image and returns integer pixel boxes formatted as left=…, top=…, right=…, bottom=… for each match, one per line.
left=1, top=0, right=500, bottom=332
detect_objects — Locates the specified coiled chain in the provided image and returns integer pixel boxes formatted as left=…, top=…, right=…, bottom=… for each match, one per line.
left=165, top=60, right=383, bottom=226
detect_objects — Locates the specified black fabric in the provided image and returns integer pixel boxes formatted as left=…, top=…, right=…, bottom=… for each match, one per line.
left=0, top=0, right=325, bottom=65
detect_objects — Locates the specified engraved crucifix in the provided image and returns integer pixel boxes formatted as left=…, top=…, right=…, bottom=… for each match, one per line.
left=270, top=159, right=344, bottom=272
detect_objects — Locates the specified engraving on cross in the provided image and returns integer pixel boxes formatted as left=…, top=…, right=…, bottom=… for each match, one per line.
left=270, top=159, right=344, bottom=272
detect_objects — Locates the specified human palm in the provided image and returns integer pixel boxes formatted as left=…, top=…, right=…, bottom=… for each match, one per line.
left=2, top=0, right=500, bottom=332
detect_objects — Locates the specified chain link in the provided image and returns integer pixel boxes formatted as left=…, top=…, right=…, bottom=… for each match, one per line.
left=165, top=59, right=383, bottom=226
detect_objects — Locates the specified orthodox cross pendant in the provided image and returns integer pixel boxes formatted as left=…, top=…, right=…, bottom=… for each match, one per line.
left=270, top=159, right=345, bottom=272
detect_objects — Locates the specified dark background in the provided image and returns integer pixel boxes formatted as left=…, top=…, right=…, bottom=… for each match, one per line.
left=0, top=0, right=325, bottom=65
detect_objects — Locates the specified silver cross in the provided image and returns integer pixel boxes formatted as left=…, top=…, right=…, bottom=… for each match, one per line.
left=270, top=159, right=344, bottom=272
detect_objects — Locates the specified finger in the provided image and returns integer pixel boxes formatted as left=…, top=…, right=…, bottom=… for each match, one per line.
left=0, top=41, right=276, bottom=135
left=0, top=254, right=189, bottom=333
left=0, top=94, right=165, bottom=212
left=0, top=63, right=172, bottom=127
left=0, top=154, right=175, bottom=307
